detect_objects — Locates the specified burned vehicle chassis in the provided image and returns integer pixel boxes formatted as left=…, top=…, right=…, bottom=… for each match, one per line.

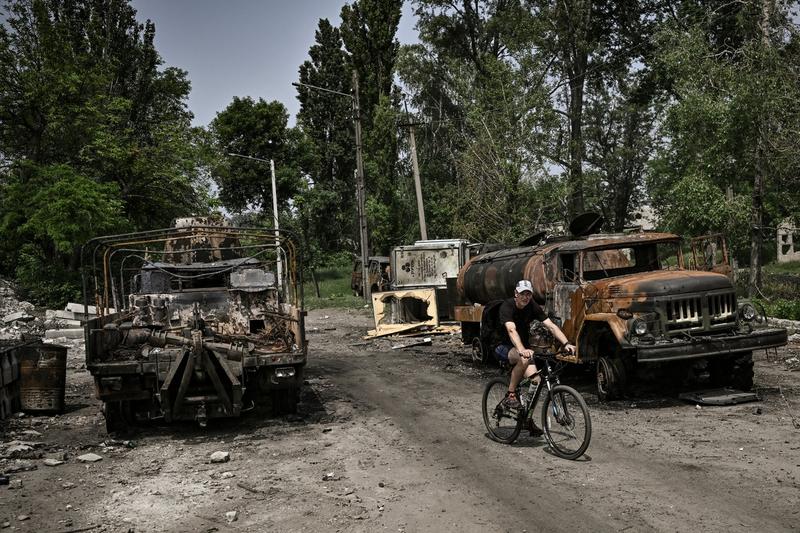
left=81, top=219, right=306, bottom=430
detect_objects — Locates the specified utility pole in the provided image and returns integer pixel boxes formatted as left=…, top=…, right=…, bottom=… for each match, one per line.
left=400, top=105, right=428, bottom=240
left=352, top=70, right=370, bottom=302
left=292, top=75, right=370, bottom=302
left=227, top=152, right=282, bottom=288
left=270, top=158, right=282, bottom=288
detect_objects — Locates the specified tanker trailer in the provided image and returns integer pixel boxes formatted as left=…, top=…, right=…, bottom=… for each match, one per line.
left=454, top=230, right=787, bottom=400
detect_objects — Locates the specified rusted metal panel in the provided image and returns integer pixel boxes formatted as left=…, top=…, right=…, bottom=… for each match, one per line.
left=454, top=304, right=483, bottom=323
left=368, top=288, right=439, bottom=337
left=391, top=240, right=469, bottom=289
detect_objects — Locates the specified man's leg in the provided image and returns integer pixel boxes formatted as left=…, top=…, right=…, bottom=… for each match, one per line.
left=508, top=348, right=529, bottom=393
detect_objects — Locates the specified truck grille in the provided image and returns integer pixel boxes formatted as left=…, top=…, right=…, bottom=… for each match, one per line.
left=664, top=292, right=736, bottom=331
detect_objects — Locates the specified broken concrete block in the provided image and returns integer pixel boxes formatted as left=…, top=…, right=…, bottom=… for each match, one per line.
left=44, top=458, right=64, bottom=466
left=2, top=311, right=32, bottom=324
left=45, top=328, right=84, bottom=339
left=225, top=511, right=238, bottom=523
left=77, top=453, right=103, bottom=463
left=65, top=303, right=116, bottom=315
left=48, top=310, right=81, bottom=321
left=210, top=451, right=230, bottom=463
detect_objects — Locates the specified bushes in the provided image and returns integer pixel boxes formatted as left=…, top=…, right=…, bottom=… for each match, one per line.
left=755, top=299, right=800, bottom=321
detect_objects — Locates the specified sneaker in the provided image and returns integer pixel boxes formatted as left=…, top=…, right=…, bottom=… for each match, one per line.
left=528, top=419, right=543, bottom=437
left=501, top=391, right=522, bottom=410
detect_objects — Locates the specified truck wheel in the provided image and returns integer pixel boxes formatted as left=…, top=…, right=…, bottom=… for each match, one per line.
left=471, top=338, right=485, bottom=365
left=731, top=352, right=754, bottom=391
left=104, top=401, right=129, bottom=434
left=596, top=357, right=626, bottom=401
left=271, top=389, right=298, bottom=415
left=461, top=322, right=480, bottom=345
left=710, top=352, right=754, bottom=391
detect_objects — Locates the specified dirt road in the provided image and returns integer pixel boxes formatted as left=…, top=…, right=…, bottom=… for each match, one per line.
left=2, top=307, right=799, bottom=532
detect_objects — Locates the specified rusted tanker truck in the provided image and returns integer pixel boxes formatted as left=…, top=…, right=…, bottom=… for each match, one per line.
left=456, top=223, right=787, bottom=400
left=81, top=217, right=306, bottom=431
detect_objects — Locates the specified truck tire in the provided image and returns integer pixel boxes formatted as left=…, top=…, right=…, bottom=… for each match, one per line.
left=104, top=401, right=130, bottom=434
left=461, top=322, right=480, bottom=345
left=596, top=356, right=627, bottom=401
left=710, top=352, right=754, bottom=391
left=272, top=388, right=299, bottom=415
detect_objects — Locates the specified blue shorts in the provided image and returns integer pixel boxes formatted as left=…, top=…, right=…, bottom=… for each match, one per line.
left=494, top=344, right=512, bottom=363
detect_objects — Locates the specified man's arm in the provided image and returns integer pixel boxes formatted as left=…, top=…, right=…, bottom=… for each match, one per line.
left=542, top=318, right=576, bottom=354
left=505, top=321, right=533, bottom=358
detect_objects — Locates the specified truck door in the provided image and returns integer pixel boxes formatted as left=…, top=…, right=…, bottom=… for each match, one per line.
left=551, top=252, right=580, bottom=328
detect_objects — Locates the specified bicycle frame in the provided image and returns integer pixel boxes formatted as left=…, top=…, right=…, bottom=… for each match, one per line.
left=519, top=357, right=562, bottom=420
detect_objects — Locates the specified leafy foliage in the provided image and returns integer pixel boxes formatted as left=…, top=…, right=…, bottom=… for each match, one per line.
left=210, top=97, right=309, bottom=215
left=0, top=0, right=209, bottom=303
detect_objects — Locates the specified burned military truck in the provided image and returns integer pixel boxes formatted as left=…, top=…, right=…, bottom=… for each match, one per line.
left=456, top=223, right=788, bottom=400
left=81, top=217, right=306, bottom=430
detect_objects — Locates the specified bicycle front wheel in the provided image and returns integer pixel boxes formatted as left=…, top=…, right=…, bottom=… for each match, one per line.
left=482, top=377, right=523, bottom=444
left=541, top=384, right=591, bottom=460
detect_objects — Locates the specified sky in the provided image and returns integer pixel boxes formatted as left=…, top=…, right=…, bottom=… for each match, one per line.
left=130, top=0, right=419, bottom=127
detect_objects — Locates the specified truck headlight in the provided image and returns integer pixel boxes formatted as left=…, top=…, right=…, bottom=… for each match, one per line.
left=739, top=303, right=756, bottom=322
left=631, top=318, right=648, bottom=336
left=275, top=367, right=296, bottom=378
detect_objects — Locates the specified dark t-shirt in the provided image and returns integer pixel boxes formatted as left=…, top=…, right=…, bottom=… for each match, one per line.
left=497, top=297, right=547, bottom=348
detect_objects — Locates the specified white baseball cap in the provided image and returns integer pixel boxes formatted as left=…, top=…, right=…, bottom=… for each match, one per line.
left=515, top=280, right=533, bottom=294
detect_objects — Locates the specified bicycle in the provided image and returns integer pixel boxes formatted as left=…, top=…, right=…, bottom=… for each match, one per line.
left=481, top=350, right=592, bottom=460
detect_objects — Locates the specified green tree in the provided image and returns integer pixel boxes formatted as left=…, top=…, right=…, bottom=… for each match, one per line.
left=650, top=1, right=800, bottom=294
left=296, top=19, right=358, bottom=256
left=399, top=0, right=560, bottom=243
left=340, top=0, right=406, bottom=252
left=0, top=0, right=207, bottom=303
left=211, top=97, right=308, bottom=216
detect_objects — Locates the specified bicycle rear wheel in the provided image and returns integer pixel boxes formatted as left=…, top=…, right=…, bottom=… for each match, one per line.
left=541, top=384, right=591, bottom=460
left=482, top=377, right=523, bottom=444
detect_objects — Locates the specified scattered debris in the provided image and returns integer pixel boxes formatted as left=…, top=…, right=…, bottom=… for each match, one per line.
left=210, top=451, right=230, bottom=463
left=678, top=389, right=759, bottom=406
left=77, top=453, right=103, bottom=463
left=225, top=511, right=238, bottom=523
left=785, top=357, right=800, bottom=371
left=44, top=458, right=65, bottom=466
left=236, top=481, right=263, bottom=494
left=391, top=337, right=433, bottom=350
left=322, top=472, right=340, bottom=481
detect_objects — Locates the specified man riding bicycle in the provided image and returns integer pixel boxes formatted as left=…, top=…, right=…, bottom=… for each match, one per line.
left=496, top=280, right=576, bottom=410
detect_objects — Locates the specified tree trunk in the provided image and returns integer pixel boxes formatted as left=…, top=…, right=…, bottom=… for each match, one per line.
left=310, top=268, right=321, bottom=298
left=568, top=75, right=585, bottom=220
left=748, top=164, right=763, bottom=298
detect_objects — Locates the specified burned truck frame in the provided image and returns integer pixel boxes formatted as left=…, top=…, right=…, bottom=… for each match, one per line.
left=81, top=217, right=306, bottom=430
left=457, top=229, right=788, bottom=399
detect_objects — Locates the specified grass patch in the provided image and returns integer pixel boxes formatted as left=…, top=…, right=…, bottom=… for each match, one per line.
left=302, top=266, right=367, bottom=310
left=764, top=261, right=800, bottom=274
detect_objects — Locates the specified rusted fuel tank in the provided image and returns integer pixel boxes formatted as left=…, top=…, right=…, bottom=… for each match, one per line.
left=458, top=244, right=556, bottom=305
left=18, top=342, right=68, bottom=412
